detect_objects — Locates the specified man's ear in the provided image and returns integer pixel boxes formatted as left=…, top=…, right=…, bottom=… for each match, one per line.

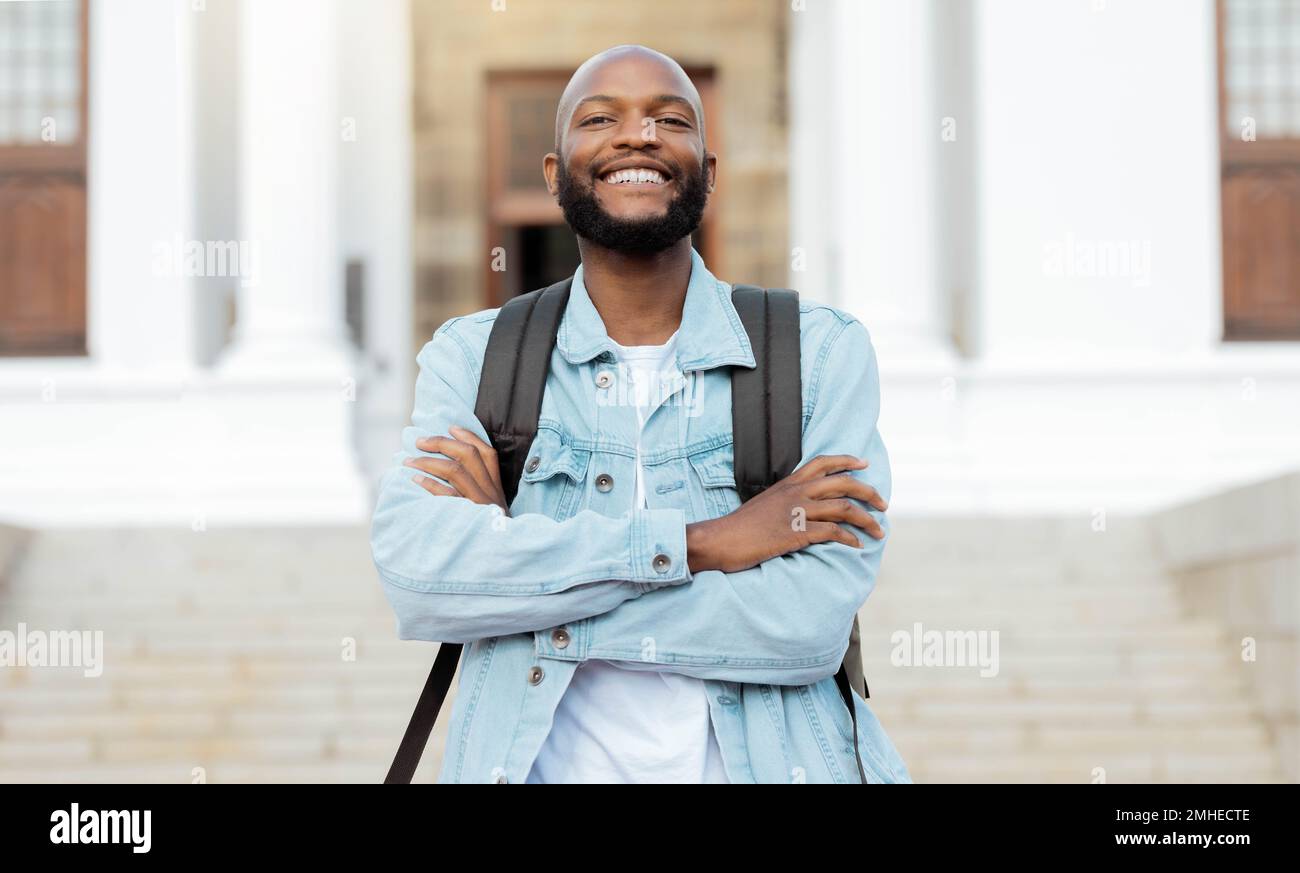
left=543, top=153, right=560, bottom=197
left=704, top=152, right=718, bottom=193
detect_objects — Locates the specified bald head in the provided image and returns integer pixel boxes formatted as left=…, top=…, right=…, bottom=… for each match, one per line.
left=553, top=44, right=707, bottom=152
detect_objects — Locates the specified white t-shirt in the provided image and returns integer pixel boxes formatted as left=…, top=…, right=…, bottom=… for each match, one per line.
left=527, top=329, right=730, bottom=784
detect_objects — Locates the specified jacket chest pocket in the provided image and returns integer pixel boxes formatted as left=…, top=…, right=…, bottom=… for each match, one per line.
left=686, top=443, right=741, bottom=520
left=516, top=429, right=590, bottom=521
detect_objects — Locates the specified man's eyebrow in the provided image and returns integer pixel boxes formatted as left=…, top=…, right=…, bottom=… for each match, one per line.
left=572, top=93, right=697, bottom=116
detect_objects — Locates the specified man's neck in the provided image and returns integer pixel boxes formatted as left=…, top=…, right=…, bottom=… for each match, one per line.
left=576, top=237, right=693, bottom=346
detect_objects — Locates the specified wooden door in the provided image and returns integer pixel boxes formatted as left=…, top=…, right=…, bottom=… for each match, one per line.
left=0, top=0, right=88, bottom=355
left=1219, top=0, right=1300, bottom=340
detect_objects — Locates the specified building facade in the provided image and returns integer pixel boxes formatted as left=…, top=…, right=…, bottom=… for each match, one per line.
left=2, top=0, right=1298, bottom=525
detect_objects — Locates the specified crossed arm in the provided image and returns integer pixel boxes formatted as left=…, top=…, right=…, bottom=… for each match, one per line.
left=370, top=317, right=889, bottom=686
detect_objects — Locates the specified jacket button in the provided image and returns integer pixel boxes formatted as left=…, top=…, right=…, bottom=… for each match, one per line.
left=493, top=771, right=508, bottom=784
left=551, top=627, right=571, bottom=649
left=652, top=553, right=672, bottom=574
left=525, top=456, right=540, bottom=473
left=595, top=473, right=614, bottom=492
left=527, top=665, right=545, bottom=685
left=595, top=370, right=614, bottom=389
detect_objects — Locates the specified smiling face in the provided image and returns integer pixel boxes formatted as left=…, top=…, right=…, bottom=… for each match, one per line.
left=544, top=46, right=717, bottom=255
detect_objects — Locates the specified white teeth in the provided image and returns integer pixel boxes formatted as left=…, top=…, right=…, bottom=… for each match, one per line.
left=604, top=168, right=665, bottom=184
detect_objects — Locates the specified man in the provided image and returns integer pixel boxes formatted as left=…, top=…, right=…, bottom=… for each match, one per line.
left=370, top=44, right=910, bottom=784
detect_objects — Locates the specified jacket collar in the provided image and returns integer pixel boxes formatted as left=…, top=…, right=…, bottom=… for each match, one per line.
left=555, top=247, right=756, bottom=371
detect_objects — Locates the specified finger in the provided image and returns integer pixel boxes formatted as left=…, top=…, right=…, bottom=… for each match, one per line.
left=808, top=474, right=888, bottom=511
left=434, top=435, right=496, bottom=493
left=413, top=437, right=495, bottom=503
left=404, top=454, right=492, bottom=505
left=805, top=498, right=879, bottom=533
left=818, top=501, right=885, bottom=539
left=806, top=520, right=862, bottom=549
left=411, top=473, right=460, bottom=498
left=788, top=454, right=867, bottom=483
left=448, top=425, right=503, bottom=491
left=857, top=515, right=886, bottom=541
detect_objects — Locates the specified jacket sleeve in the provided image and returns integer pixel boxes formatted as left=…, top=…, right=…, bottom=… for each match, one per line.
left=370, top=319, right=692, bottom=644
left=569, top=317, right=890, bottom=686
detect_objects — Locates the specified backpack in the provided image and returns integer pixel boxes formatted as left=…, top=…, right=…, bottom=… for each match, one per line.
left=385, top=278, right=870, bottom=783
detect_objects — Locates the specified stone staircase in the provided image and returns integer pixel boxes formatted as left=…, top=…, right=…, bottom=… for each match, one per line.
left=862, top=516, right=1285, bottom=783
left=0, top=518, right=1286, bottom=783
left=0, top=527, right=439, bottom=783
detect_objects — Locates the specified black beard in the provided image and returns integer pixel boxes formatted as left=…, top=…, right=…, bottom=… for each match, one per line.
left=556, top=157, right=708, bottom=255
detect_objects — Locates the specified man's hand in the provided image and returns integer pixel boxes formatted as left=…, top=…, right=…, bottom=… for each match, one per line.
left=405, top=425, right=510, bottom=514
left=686, top=454, right=887, bottom=574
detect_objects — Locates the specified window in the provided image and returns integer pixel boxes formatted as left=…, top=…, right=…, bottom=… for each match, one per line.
left=1219, top=0, right=1300, bottom=339
left=484, top=69, right=718, bottom=306
left=0, top=0, right=88, bottom=355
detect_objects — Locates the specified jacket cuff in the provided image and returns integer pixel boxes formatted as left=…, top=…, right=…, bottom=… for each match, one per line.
left=631, top=508, right=692, bottom=591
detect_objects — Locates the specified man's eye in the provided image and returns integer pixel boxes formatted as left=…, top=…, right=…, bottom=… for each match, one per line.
left=658, top=117, right=689, bottom=127
left=580, top=115, right=613, bottom=126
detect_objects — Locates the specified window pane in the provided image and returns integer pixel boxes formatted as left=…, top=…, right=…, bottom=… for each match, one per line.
left=0, top=0, right=82, bottom=146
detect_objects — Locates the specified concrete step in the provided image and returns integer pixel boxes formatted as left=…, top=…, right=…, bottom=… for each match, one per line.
left=0, top=709, right=407, bottom=741
left=890, top=724, right=1272, bottom=754
left=864, top=674, right=1250, bottom=700
left=903, top=751, right=1283, bottom=784
left=868, top=698, right=1260, bottom=726
left=0, top=761, right=423, bottom=784
left=856, top=624, right=1228, bottom=651
left=859, top=650, right=1243, bottom=679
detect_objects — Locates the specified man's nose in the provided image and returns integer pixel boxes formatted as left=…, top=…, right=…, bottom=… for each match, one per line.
left=609, top=114, right=660, bottom=149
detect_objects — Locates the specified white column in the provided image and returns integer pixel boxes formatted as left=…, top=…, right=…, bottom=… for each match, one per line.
left=823, top=0, right=954, bottom=364
left=89, top=0, right=197, bottom=370
left=195, top=0, right=367, bottom=524
left=220, top=0, right=352, bottom=377
left=337, top=0, right=414, bottom=486
left=787, top=0, right=836, bottom=307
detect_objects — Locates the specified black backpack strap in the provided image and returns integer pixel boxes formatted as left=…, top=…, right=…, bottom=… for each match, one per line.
left=384, top=639, right=461, bottom=783
left=730, top=284, right=870, bottom=784
left=385, top=278, right=573, bottom=784
left=474, top=277, right=574, bottom=506
left=730, top=285, right=803, bottom=503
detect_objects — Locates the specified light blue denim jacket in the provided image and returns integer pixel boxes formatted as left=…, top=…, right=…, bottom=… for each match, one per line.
left=370, top=248, right=911, bottom=784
